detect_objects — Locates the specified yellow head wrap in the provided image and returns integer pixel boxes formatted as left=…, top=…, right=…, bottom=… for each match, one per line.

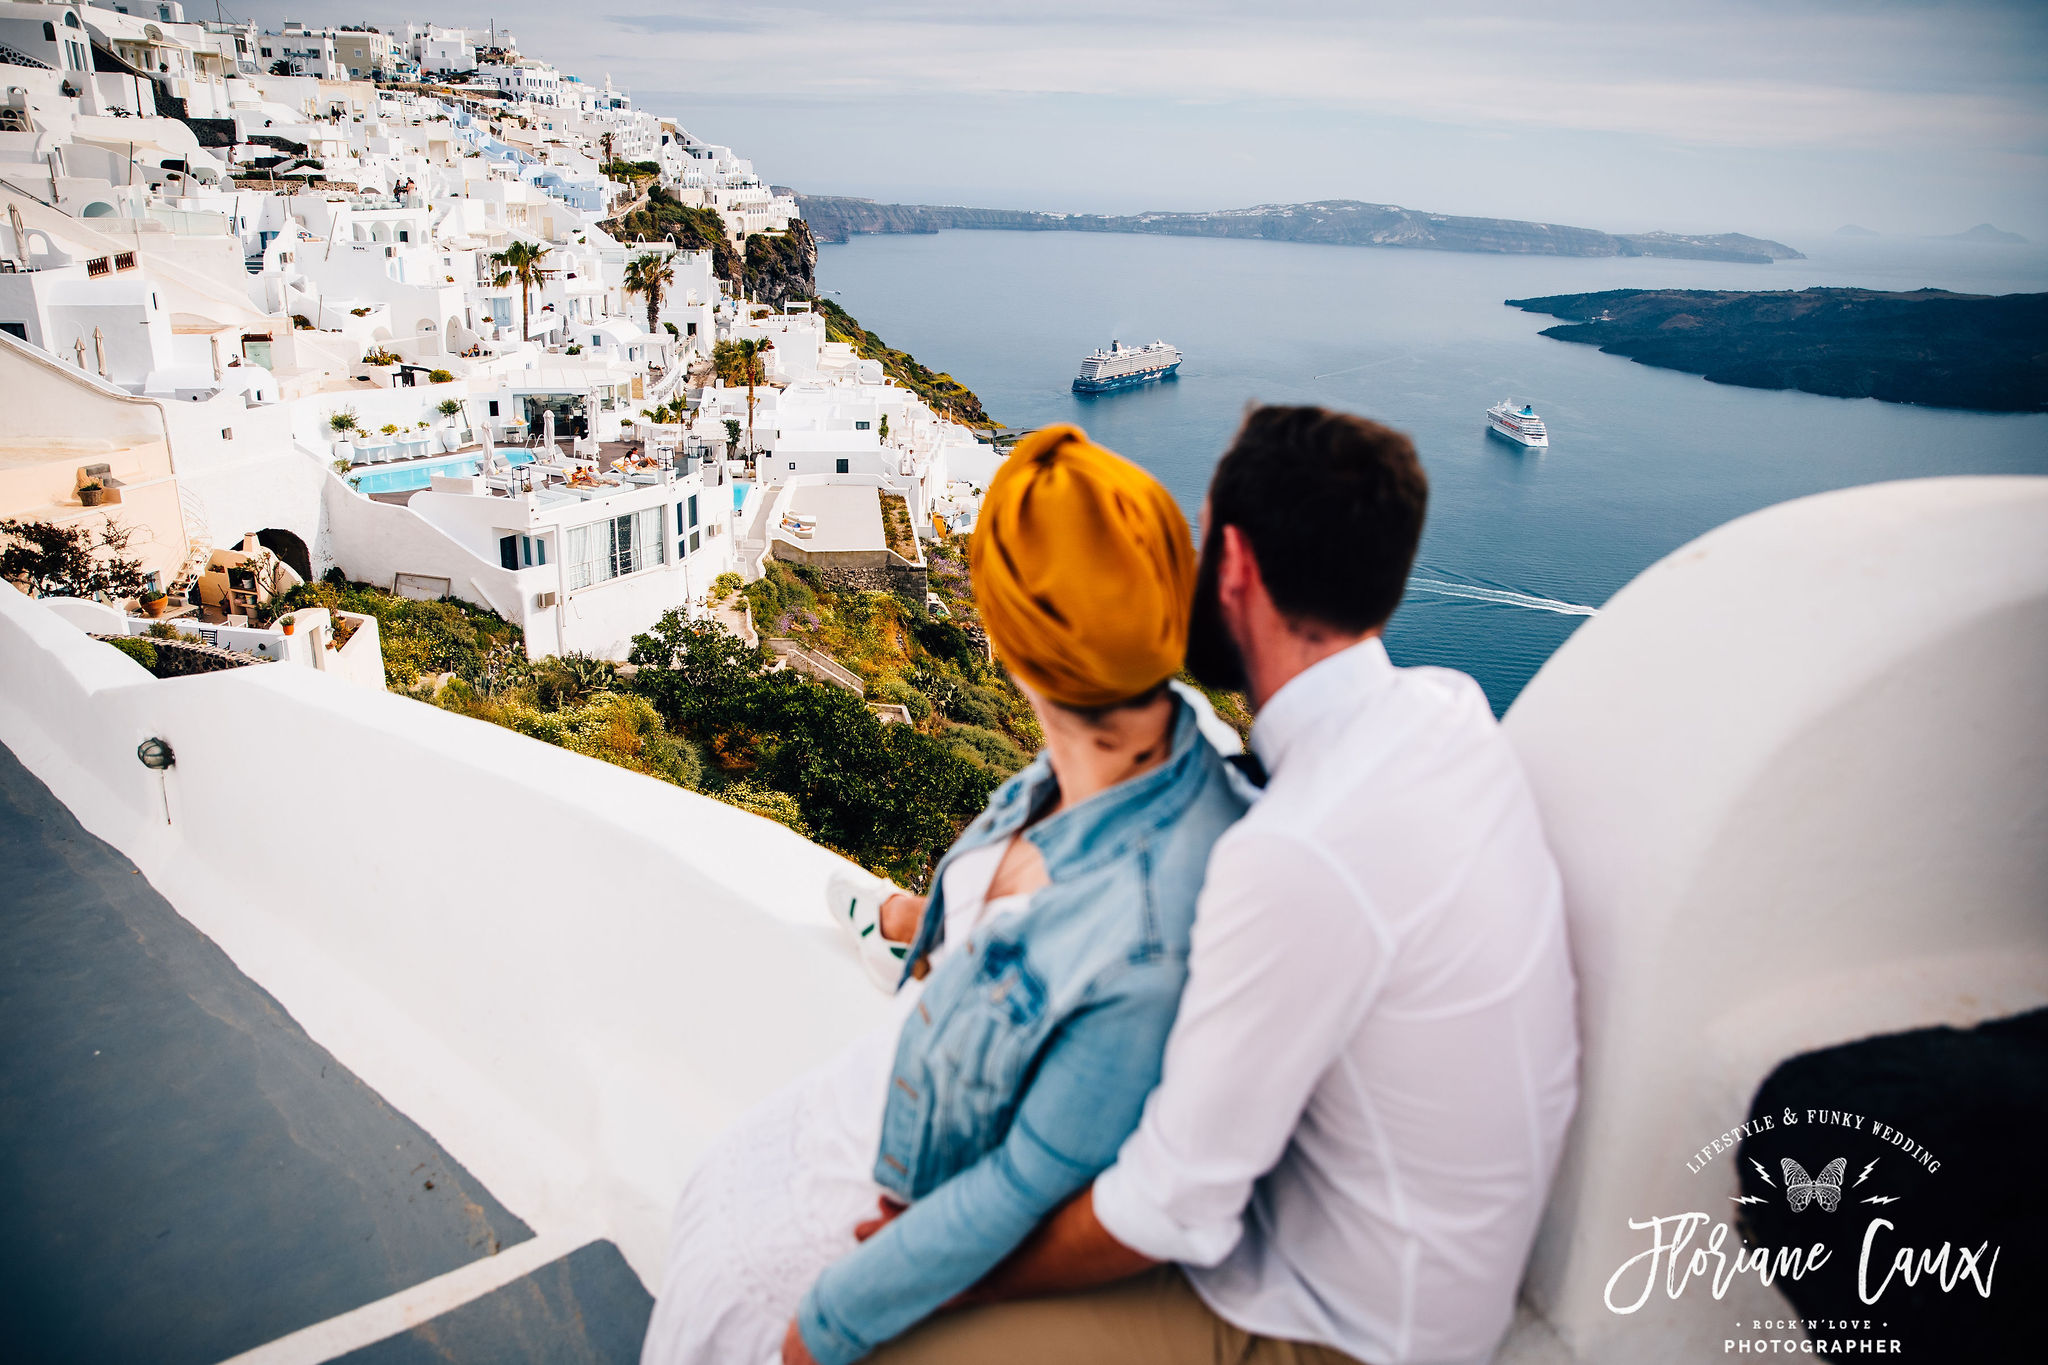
left=970, top=424, right=1195, bottom=709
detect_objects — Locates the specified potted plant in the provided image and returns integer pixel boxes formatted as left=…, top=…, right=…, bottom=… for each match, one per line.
left=78, top=478, right=112, bottom=507
left=140, top=586, right=172, bottom=618
left=328, top=408, right=360, bottom=458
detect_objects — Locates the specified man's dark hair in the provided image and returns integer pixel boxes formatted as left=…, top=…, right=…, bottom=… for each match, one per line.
left=1207, top=405, right=1428, bottom=633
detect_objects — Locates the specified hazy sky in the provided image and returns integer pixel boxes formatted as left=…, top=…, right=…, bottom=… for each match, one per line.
left=232, top=1, right=2048, bottom=240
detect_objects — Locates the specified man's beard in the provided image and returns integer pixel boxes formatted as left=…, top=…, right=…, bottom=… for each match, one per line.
left=1185, top=523, right=1249, bottom=693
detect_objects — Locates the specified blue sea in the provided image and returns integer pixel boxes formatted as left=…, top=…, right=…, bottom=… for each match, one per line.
left=820, top=231, right=2048, bottom=713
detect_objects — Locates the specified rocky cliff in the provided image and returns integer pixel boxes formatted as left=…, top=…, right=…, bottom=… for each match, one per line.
left=1506, top=287, right=2048, bottom=412
left=789, top=194, right=1804, bottom=264
left=744, top=219, right=817, bottom=308
left=606, top=189, right=819, bottom=302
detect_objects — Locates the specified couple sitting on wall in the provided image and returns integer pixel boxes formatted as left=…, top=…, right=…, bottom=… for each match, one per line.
left=642, top=407, right=1582, bottom=1365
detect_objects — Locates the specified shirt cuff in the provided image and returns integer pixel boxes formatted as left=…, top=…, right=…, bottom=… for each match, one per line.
left=795, top=1283, right=868, bottom=1365
left=1092, top=1161, right=1246, bottom=1269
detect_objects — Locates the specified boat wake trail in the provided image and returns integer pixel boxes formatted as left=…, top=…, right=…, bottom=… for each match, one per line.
left=1407, top=577, right=1600, bottom=617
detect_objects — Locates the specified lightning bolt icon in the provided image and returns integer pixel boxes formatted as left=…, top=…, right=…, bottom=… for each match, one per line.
left=1863, top=1196, right=1900, bottom=1205
left=1731, top=1195, right=1768, bottom=1205
left=1855, top=1159, right=1879, bottom=1188
left=1750, top=1158, right=1776, bottom=1188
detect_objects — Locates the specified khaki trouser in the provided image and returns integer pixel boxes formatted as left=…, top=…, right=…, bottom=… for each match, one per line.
left=864, top=1266, right=1368, bottom=1365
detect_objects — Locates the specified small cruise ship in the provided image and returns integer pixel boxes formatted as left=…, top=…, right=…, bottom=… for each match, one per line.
left=1073, top=339, right=1182, bottom=393
left=1488, top=399, right=1550, bottom=448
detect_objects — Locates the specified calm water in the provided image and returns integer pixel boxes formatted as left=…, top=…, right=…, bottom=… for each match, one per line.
left=821, top=232, right=2048, bottom=712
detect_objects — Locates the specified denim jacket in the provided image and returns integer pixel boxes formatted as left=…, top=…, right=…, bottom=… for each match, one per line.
left=795, top=697, right=1248, bottom=1365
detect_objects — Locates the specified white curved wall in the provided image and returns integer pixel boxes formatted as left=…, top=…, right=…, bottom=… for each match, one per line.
left=1502, top=476, right=2048, bottom=1362
left=0, top=581, right=889, bottom=1288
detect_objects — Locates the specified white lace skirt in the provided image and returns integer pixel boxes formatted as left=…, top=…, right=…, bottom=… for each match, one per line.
left=640, top=1018, right=906, bottom=1365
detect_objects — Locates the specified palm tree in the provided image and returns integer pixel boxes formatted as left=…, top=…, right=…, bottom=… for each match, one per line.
left=623, top=252, right=674, bottom=340
left=488, top=240, right=553, bottom=342
left=714, top=337, right=773, bottom=456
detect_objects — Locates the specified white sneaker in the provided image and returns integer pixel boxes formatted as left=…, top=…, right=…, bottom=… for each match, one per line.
left=826, top=867, right=911, bottom=992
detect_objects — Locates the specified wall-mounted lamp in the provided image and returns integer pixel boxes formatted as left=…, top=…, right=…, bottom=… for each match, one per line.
left=137, top=737, right=174, bottom=823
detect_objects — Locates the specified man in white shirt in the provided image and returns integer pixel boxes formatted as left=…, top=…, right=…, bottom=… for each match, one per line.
left=865, top=405, right=1581, bottom=1365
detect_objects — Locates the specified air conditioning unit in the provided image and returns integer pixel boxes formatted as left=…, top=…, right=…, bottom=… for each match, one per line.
left=534, top=590, right=556, bottom=608
left=384, top=246, right=396, bottom=258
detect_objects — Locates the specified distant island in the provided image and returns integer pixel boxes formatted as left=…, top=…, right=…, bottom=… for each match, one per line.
left=792, top=193, right=1806, bottom=264
left=1505, top=287, right=2048, bottom=412
left=1936, top=223, right=2029, bottom=245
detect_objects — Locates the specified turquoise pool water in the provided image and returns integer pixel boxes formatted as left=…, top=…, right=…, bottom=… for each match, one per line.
left=349, top=449, right=535, bottom=495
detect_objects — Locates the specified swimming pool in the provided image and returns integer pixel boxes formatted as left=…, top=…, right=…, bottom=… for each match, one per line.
left=348, top=449, right=535, bottom=495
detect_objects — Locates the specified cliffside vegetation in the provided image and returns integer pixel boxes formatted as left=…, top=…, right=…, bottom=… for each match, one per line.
left=817, top=298, right=998, bottom=430
left=1508, top=287, right=2048, bottom=412
left=604, top=188, right=819, bottom=306
left=606, top=186, right=742, bottom=285
left=628, top=610, right=999, bottom=885
left=275, top=571, right=1013, bottom=886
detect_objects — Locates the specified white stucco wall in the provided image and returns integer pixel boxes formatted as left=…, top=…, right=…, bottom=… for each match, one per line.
left=0, top=579, right=890, bottom=1291
left=1501, top=476, right=2048, bottom=1363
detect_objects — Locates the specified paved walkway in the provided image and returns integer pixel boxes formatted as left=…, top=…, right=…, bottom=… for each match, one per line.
left=0, top=745, right=652, bottom=1363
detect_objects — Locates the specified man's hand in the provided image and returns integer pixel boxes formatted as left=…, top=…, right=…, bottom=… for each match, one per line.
left=970, top=1188, right=1158, bottom=1304
left=878, top=894, right=925, bottom=944
left=854, top=1194, right=906, bottom=1241
left=781, top=1318, right=818, bottom=1365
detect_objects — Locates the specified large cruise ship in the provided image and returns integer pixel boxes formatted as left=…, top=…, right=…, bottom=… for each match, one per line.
left=1487, top=399, right=1550, bottom=447
left=1073, top=339, right=1182, bottom=393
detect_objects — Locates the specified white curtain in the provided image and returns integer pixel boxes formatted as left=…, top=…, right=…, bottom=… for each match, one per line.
left=564, top=523, right=597, bottom=590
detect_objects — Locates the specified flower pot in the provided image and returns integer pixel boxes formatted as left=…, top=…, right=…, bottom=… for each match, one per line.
left=143, top=596, right=172, bottom=618
left=79, top=487, right=110, bottom=506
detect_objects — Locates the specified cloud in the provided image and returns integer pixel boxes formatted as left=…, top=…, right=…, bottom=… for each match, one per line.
left=223, top=1, right=2048, bottom=230
left=577, top=2, right=2048, bottom=154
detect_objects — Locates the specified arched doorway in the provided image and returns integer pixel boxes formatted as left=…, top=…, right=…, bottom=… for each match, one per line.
left=82, top=202, right=115, bottom=218
left=254, top=528, right=312, bottom=584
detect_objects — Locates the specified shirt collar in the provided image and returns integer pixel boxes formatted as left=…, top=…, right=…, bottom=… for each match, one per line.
left=1249, top=636, right=1396, bottom=780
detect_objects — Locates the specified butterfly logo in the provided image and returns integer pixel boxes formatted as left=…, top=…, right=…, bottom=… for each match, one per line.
left=1781, top=1157, right=1847, bottom=1213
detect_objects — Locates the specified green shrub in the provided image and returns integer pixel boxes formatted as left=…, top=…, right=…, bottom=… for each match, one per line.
left=428, top=369, right=454, bottom=384
left=711, top=779, right=809, bottom=836
left=878, top=677, right=932, bottom=723
left=941, top=681, right=1006, bottom=730
left=946, top=723, right=1028, bottom=775
left=106, top=636, right=157, bottom=670
left=268, top=575, right=522, bottom=688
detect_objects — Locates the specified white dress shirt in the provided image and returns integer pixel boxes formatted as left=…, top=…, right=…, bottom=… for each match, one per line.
left=1093, top=638, right=1580, bottom=1365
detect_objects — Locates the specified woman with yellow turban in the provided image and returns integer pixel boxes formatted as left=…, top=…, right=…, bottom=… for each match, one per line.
left=643, top=426, right=1253, bottom=1365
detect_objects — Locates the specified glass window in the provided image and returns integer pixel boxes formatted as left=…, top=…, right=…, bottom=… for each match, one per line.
left=855, top=420, right=869, bottom=430
left=835, top=459, right=849, bottom=475
left=687, top=494, right=699, bottom=528
left=499, top=535, right=518, bottom=571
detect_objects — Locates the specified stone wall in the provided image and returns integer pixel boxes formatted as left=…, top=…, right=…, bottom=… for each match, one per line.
left=795, top=562, right=928, bottom=614
left=96, top=634, right=270, bottom=679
